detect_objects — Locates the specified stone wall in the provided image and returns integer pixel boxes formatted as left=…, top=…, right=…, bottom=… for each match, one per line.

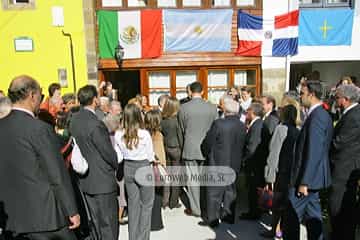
left=262, top=68, right=286, bottom=104
left=82, top=0, right=98, bottom=86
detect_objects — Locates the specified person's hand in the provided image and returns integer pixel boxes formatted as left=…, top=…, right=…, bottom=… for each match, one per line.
left=69, top=214, right=81, bottom=230
left=99, top=81, right=106, bottom=89
left=297, top=185, right=308, bottom=197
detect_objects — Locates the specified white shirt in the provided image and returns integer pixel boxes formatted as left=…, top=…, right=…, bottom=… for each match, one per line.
left=114, top=129, right=155, bottom=162
left=12, top=107, right=35, bottom=118
left=84, top=106, right=96, bottom=115
left=241, top=97, right=252, bottom=111
left=343, top=103, right=358, bottom=115
left=262, top=110, right=271, bottom=120
left=308, top=103, right=322, bottom=116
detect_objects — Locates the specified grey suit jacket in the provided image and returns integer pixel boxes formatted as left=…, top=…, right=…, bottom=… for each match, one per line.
left=178, top=97, right=217, bottom=160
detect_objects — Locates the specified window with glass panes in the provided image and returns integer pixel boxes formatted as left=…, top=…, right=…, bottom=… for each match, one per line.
left=148, top=71, right=171, bottom=106
left=299, top=0, right=351, bottom=7
left=143, top=67, right=260, bottom=106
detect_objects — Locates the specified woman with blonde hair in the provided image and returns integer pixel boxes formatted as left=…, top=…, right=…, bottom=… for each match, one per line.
left=280, top=95, right=302, bottom=128
left=160, top=97, right=182, bottom=209
left=262, top=96, right=301, bottom=239
left=114, top=104, right=154, bottom=240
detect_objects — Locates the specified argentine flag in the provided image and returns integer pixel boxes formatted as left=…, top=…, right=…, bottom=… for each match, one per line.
left=163, top=9, right=233, bottom=52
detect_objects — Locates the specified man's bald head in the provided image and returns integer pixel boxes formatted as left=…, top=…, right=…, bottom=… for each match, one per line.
left=8, top=75, right=41, bottom=104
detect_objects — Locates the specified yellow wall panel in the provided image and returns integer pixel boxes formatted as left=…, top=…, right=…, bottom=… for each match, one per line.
left=0, top=0, right=88, bottom=96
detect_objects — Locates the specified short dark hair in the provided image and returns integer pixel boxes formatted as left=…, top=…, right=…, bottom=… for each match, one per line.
left=48, top=83, right=61, bottom=97
left=78, top=85, right=98, bottom=106
left=62, top=93, right=76, bottom=104
left=56, top=111, right=68, bottom=130
left=305, top=80, right=323, bottom=100
left=37, top=109, right=56, bottom=128
left=8, top=75, right=41, bottom=103
left=190, top=81, right=202, bottom=93
left=249, top=102, right=264, bottom=118
left=240, top=86, right=252, bottom=93
left=262, top=95, right=276, bottom=110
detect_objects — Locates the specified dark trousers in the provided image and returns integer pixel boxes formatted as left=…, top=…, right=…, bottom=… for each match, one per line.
left=206, top=183, right=236, bottom=222
left=84, top=192, right=119, bottom=240
left=164, top=147, right=182, bottom=208
left=283, top=188, right=323, bottom=240
left=330, top=182, right=359, bottom=240
left=246, top=173, right=264, bottom=216
left=24, top=227, right=77, bottom=240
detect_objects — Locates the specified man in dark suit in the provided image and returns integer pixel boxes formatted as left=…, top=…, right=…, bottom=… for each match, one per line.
left=284, top=81, right=333, bottom=240
left=178, top=81, right=218, bottom=217
left=330, top=84, right=360, bottom=240
left=261, top=95, right=279, bottom=135
left=69, top=85, right=119, bottom=240
left=179, top=84, right=192, bottom=105
left=0, top=75, right=80, bottom=240
left=201, top=98, right=246, bottom=227
left=241, top=102, right=270, bottom=220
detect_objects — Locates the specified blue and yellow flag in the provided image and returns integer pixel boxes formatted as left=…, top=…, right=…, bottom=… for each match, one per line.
left=299, top=9, right=354, bottom=46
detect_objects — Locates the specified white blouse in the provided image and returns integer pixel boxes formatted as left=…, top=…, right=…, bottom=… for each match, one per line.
left=114, top=129, right=155, bottom=162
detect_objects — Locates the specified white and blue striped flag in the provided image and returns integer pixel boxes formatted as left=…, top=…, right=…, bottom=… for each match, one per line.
left=163, top=9, right=233, bottom=52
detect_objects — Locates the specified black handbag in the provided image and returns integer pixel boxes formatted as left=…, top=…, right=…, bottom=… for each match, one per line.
left=116, top=161, right=124, bottom=181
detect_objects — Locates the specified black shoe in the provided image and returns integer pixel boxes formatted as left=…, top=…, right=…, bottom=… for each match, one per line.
left=184, top=208, right=200, bottom=217
left=198, top=220, right=219, bottom=229
left=122, top=207, right=128, bottom=218
left=221, top=214, right=235, bottom=224
left=260, top=230, right=275, bottom=238
left=239, top=212, right=260, bottom=220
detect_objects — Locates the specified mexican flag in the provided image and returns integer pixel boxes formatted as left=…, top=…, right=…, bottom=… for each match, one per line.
left=97, top=10, right=162, bottom=59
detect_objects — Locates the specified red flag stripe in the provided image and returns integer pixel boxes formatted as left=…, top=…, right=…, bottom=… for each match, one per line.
left=275, top=10, right=299, bottom=29
left=141, top=10, right=162, bottom=58
left=236, top=40, right=262, bottom=56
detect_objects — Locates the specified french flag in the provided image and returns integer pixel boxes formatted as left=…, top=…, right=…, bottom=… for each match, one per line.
left=236, top=10, right=299, bottom=57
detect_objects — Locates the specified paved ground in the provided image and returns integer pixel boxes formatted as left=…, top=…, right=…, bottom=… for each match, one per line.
left=119, top=205, right=309, bottom=240
left=117, top=181, right=313, bottom=240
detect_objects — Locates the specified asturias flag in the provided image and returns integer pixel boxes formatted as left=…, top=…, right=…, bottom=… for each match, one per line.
left=299, top=9, right=354, bottom=46
left=97, top=10, right=162, bottom=59
left=236, top=10, right=299, bottom=57
left=163, top=9, right=233, bottom=52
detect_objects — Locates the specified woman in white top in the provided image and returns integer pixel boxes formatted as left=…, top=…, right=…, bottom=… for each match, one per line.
left=114, top=103, right=155, bottom=240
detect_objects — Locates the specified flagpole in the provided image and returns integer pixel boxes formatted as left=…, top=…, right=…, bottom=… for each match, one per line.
left=285, top=0, right=291, bottom=92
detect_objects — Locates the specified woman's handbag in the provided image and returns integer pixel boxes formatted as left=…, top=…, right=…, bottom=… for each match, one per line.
left=153, top=163, right=169, bottom=186
left=257, top=187, right=273, bottom=211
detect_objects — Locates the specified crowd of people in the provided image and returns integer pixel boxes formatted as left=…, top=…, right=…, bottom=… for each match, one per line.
left=0, top=74, right=360, bottom=240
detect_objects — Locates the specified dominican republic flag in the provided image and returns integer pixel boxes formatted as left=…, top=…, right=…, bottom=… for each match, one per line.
left=236, top=10, right=299, bottom=57
left=97, top=10, right=162, bottom=59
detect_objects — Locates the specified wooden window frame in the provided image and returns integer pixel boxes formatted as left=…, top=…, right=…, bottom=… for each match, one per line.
left=2, top=0, right=35, bottom=10
left=141, top=66, right=260, bottom=105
